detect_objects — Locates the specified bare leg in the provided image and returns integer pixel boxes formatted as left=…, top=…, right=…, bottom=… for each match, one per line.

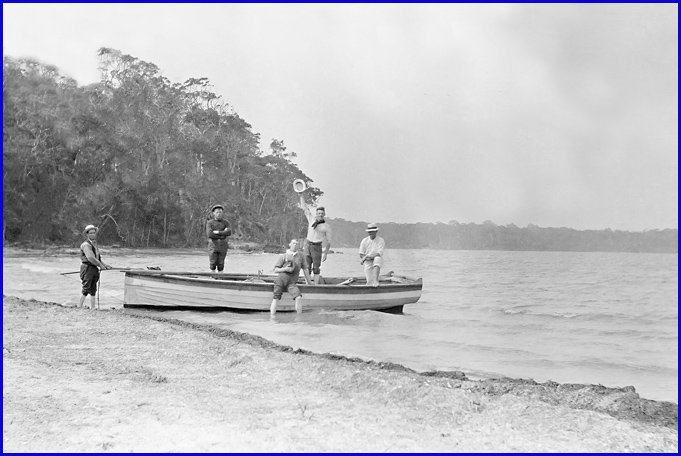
left=294, top=296, right=303, bottom=313
left=89, top=295, right=97, bottom=310
left=313, top=274, right=321, bottom=285
left=270, top=298, right=278, bottom=315
left=78, top=294, right=86, bottom=308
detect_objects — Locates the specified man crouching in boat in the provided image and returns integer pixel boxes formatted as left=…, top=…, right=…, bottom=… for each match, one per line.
left=359, top=223, right=384, bottom=287
left=271, top=239, right=313, bottom=315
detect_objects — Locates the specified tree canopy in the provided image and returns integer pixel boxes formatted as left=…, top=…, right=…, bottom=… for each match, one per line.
left=4, top=49, right=320, bottom=247
left=3, top=49, right=676, bottom=254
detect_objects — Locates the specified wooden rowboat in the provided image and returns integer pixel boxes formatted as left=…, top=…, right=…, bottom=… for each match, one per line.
left=123, top=271, right=422, bottom=313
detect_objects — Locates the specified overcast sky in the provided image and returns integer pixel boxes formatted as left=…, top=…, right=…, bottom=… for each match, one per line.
left=3, top=3, right=678, bottom=231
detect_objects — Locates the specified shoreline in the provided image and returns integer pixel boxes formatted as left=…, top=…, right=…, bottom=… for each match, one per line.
left=3, top=295, right=677, bottom=452
left=2, top=245, right=266, bottom=257
left=125, top=308, right=679, bottom=427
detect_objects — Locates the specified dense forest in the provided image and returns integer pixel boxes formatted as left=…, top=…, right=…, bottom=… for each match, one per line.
left=3, top=49, right=677, bottom=253
left=3, top=48, right=322, bottom=247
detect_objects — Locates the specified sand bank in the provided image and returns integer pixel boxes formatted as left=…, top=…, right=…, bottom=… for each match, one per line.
left=3, top=296, right=677, bottom=452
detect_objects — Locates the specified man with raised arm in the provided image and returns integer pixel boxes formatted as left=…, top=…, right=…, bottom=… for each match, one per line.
left=298, top=193, right=332, bottom=285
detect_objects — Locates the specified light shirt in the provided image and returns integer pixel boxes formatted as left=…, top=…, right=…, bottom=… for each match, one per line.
left=359, top=235, right=385, bottom=259
left=300, top=202, right=331, bottom=245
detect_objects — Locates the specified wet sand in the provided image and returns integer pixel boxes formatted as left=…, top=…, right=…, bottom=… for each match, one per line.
left=2, top=295, right=677, bottom=452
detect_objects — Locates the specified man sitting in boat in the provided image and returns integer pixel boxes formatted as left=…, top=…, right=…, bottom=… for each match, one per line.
left=271, top=239, right=313, bottom=315
left=359, top=223, right=385, bottom=287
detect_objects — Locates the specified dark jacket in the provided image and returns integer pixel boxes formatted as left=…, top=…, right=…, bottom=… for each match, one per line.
left=206, top=218, right=231, bottom=252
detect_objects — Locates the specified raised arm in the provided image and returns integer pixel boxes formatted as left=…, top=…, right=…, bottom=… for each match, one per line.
left=298, top=194, right=312, bottom=219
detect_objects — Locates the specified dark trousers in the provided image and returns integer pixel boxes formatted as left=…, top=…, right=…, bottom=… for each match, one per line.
left=80, top=263, right=100, bottom=295
left=209, top=250, right=227, bottom=271
left=304, top=242, right=323, bottom=275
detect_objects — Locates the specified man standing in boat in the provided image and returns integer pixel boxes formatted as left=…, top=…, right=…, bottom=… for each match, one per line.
left=271, top=238, right=312, bottom=315
left=298, top=192, right=331, bottom=285
left=206, top=204, right=231, bottom=272
left=359, top=223, right=385, bottom=287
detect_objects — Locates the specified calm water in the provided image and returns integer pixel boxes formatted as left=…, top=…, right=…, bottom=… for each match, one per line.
left=3, top=248, right=677, bottom=403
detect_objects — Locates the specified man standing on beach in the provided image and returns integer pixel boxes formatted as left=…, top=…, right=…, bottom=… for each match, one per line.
left=359, top=223, right=384, bottom=287
left=298, top=193, right=331, bottom=284
left=206, top=204, right=231, bottom=272
left=271, top=239, right=312, bottom=315
left=78, top=224, right=111, bottom=309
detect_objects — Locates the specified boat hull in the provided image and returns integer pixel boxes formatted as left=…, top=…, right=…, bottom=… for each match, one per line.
left=123, top=271, right=422, bottom=312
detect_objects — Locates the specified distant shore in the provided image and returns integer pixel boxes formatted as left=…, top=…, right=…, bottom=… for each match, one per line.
left=3, top=296, right=677, bottom=452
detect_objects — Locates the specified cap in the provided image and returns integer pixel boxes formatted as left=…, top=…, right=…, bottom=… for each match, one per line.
left=210, top=204, right=224, bottom=212
left=83, top=224, right=98, bottom=234
left=366, top=223, right=379, bottom=232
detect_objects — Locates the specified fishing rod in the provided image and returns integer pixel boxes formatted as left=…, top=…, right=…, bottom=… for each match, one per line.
left=59, top=266, right=158, bottom=276
left=59, top=269, right=126, bottom=307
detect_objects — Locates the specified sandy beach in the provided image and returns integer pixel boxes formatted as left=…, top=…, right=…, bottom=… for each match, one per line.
left=2, top=295, right=677, bottom=452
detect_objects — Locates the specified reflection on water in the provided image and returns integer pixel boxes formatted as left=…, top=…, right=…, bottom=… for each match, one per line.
left=3, top=248, right=677, bottom=403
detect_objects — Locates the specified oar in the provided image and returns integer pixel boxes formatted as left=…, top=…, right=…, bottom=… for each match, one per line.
left=59, top=266, right=155, bottom=276
left=377, top=271, right=416, bottom=283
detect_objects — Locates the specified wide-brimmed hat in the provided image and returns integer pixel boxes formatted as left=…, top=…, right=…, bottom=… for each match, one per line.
left=210, top=204, right=224, bottom=212
left=366, top=223, right=379, bottom=232
left=292, top=179, right=306, bottom=193
left=83, top=224, right=98, bottom=234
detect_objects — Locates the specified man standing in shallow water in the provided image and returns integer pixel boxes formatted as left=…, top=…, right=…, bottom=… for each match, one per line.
left=271, top=239, right=312, bottom=315
left=78, top=224, right=111, bottom=309
left=298, top=193, right=331, bottom=285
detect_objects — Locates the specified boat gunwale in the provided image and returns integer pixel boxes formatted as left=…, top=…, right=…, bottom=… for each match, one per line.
left=124, top=271, right=423, bottom=294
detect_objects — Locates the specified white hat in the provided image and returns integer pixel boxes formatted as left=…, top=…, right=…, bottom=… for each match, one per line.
left=292, top=179, right=306, bottom=193
left=366, top=223, right=379, bottom=232
left=83, top=224, right=98, bottom=234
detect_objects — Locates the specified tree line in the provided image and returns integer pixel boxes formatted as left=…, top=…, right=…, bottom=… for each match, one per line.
left=329, top=220, right=677, bottom=253
left=3, top=49, right=676, bottom=253
left=3, top=48, right=322, bottom=248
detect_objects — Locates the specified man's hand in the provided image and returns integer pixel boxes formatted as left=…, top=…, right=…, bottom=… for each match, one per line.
left=322, top=252, right=328, bottom=262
